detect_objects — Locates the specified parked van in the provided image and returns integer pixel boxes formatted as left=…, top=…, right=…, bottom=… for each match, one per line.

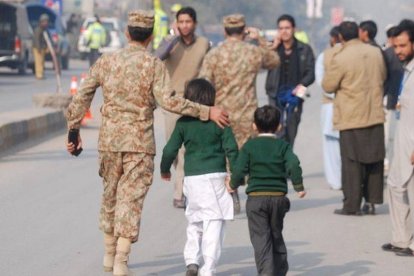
left=0, top=1, right=34, bottom=74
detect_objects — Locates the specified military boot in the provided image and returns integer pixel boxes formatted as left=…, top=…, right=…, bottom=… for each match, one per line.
left=103, top=233, right=117, bottom=272
left=113, top=237, right=131, bottom=276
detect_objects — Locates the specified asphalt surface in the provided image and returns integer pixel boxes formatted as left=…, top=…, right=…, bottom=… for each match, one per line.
left=0, top=62, right=413, bottom=276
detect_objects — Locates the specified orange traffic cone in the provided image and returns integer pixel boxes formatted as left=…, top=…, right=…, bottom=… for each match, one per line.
left=70, top=76, right=78, bottom=95
left=84, top=109, right=92, bottom=120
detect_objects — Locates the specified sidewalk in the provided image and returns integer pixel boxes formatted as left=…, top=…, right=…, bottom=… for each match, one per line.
left=0, top=108, right=66, bottom=154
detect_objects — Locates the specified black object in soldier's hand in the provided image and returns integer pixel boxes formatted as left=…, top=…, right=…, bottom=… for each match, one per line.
left=68, top=129, right=83, bottom=156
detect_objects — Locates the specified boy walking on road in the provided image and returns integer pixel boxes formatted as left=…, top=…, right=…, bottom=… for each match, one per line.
left=230, top=105, right=306, bottom=276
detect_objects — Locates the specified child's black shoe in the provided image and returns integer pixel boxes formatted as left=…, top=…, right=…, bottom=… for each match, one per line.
left=186, top=264, right=199, bottom=276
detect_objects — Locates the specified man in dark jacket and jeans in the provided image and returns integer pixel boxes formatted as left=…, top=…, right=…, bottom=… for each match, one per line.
left=265, top=14, right=315, bottom=146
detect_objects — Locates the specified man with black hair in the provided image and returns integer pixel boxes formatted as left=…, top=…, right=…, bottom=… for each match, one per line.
left=322, top=21, right=386, bottom=216
left=383, top=20, right=414, bottom=257
left=382, top=26, right=404, bottom=176
left=199, top=13, right=280, bottom=214
left=155, top=6, right=210, bottom=208
left=66, top=10, right=229, bottom=276
left=359, top=20, right=379, bottom=46
left=384, top=26, right=404, bottom=111
left=265, top=14, right=315, bottom=146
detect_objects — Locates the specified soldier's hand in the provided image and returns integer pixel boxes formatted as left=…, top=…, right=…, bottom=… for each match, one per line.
left=246, top=27, right=260, bottom=40
left=161, top=172, right=171, bottom=181
left=209, top=106, right=230, bottom=128
left=66, top=135, right=82, bottom=154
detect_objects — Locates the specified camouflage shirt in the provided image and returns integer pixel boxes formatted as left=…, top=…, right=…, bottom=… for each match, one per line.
left=199, top=37, right=280, bottom=123
left=66, top=43, right=209, bottom=154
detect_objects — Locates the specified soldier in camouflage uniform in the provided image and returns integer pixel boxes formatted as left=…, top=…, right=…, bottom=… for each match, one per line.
left=199, top=14, right=280, bottom=214
left=66, top=10, right=229, bottom=276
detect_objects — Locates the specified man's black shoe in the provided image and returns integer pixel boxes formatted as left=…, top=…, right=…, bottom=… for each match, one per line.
left=396, top=248, right=414, bottom=257
left=382, top=243, right=407, bottom=253
left=186, top=264, right=199, bottom=276
left=362, top=203, right=376, bottom=215
left=334, top=209, right=362, bottom=216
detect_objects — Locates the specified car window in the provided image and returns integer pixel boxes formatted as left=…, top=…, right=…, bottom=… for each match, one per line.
left=102, top=22, right=115, bottom=31
left=0, top=4, right=17, bottom=50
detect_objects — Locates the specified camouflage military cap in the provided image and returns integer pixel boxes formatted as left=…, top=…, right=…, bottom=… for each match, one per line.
left=128, top=10, right=155, bottom=28
left=223, top=14, right=245, bottom=28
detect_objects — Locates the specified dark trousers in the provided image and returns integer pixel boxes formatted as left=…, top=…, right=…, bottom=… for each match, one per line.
left=341, top=157, right=384, bottom=212
left=339, top=125, right=385, bottom=212
left=246, top=196, right=290, bottom=276
left=89, top=48, right=101, bottom=67
left=275, top=100, right=303, bottom=146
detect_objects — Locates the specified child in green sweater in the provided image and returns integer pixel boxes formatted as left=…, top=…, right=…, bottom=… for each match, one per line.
left=229, top=105, right=306, bottom=276
left=160, top=78, right=238, bottom=276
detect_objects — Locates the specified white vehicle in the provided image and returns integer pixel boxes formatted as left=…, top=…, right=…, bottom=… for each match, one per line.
left=77, top=17, right=125, bottom=59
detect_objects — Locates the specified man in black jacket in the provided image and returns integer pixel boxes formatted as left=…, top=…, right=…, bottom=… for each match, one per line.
left=265, top=14, right=315, bottom=146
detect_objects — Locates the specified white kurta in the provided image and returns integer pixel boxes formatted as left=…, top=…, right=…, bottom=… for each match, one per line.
left=388, top=59, right=414, bottom=188
left=387, top=58, right=414, bottom=249
left=183, top=172, right=233, bottom=275
left=183, top=172, right=234, bottom=223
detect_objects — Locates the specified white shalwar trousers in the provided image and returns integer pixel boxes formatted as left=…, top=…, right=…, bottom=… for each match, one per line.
left=184, top=220, right=225, bottom=275
left=183, top=172, right=233, bottom=275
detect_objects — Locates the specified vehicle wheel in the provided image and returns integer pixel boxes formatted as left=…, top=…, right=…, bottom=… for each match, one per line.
left=17, top=54, right=28, bottom=75
left=61, top=55, right=69, bottom=70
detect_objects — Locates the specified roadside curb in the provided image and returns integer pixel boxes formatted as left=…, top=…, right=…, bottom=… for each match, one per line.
left=0, top=108, right=66, bottom=154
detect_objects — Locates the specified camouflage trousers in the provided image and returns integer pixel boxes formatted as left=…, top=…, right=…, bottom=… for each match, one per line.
left=231, top=118, right=255, bottom=148
left=98, top=151, right=154, bottom=243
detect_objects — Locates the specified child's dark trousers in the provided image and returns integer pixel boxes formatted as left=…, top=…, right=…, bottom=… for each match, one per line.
left=246, top=195, right=290, bottom=276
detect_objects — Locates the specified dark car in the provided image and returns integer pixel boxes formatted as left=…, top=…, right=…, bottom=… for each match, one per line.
left=26, top=4, right=70, bottom=70
left=0, top=1, right=34, bottom=74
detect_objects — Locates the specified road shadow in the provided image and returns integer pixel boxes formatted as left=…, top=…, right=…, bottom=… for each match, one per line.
left=129, top=252, right=184, bottom=275
left=287, top=240, right=375, bottom=276
left=131, top=240, right=374, bottom=275
left=0, top=148, right=97, bottom=163
left=290, top=196, right=340, bottom=212
left=129, top=245, right=256, bottom=275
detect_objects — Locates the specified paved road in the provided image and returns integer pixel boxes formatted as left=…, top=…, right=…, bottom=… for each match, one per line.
left=0, top=67, right=413, bottom=275
left=0, top=60, right=89, bottom=112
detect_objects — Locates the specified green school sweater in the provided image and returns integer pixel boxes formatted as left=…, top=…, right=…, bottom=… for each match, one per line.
left=230, top=134, right=304, bottom=194
left=160, top=116, right=238, bottom=176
